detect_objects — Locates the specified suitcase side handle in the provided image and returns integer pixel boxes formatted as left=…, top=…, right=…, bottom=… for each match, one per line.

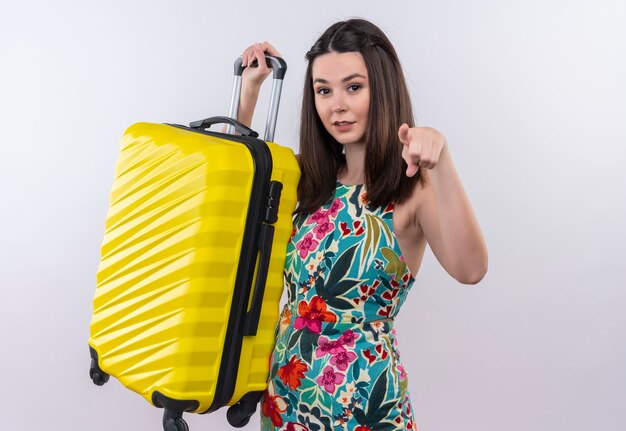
left=241, top=181, right=283, bottom=336
left=241, top=223, right=274, bottom=336
left=189, top=116, right=259, bottom=138
left=228, top=55, right=287, bottom=142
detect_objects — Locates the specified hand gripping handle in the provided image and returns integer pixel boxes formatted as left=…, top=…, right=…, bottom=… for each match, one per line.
left=228, top=55, right=287, bottom=142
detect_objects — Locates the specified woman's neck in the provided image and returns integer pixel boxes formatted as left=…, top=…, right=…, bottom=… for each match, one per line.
left=338, top=143, right=366, bottom=185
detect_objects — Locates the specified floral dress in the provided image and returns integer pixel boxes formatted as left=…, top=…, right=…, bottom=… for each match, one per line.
left=260, top=182, right=418, bottom=431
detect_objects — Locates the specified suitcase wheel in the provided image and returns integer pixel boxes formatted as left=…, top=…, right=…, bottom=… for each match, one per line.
left=226, top=402, right=254, bottom=428
left=163, top=418, right=188, bottom=431
left=89, top=357, right=110, bottom=386
left=163, top=410, right=189, bottom=431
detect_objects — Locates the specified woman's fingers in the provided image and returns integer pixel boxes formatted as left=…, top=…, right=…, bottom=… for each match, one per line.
left=241, top=41, right=282, bottom=67
left=398, top=123, right=411, bottom=146
left=253, top=44, right=269, bottom=73
left=399, top=125, right=447, bottom=175
left=399, top=124, right=420, bottom=177
left=240, top=42, right=279, bottom=86
left=258, top=41, right=282, bottom=58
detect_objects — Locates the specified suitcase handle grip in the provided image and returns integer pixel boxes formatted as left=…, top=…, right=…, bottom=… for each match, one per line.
left=233, top=55, right=287, bottom=80
left=228, top=55, right=287, bottom=142
left=189, top=116, right=259, bottom=138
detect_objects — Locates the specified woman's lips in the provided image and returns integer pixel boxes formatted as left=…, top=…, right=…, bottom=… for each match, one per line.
left=333, top=121, right=354, bottom=132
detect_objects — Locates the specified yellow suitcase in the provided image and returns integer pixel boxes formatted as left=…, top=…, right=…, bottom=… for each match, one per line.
left=88, top=56, right=299, bottom=430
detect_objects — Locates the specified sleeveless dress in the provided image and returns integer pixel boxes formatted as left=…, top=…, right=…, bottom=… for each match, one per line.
left=260, top=182, right=418, bottom=431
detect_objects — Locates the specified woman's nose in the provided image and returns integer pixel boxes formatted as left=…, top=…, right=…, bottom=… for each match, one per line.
left=331, top=95, right=347, bottom=113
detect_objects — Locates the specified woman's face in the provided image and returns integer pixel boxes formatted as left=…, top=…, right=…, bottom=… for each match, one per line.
left=311, top=51, right=370, bottom=147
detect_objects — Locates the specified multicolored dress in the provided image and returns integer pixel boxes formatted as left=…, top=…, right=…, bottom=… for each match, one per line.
left=260, top=181, right=418, bottom=431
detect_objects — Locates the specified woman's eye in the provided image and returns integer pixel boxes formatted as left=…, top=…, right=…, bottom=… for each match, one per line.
left=316, top=88, right=330, bottom=95
left=348, top=84, right=362, bottom=92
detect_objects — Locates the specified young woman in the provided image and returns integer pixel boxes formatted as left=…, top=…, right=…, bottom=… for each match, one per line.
left=239, top=19, right=487, bottom=431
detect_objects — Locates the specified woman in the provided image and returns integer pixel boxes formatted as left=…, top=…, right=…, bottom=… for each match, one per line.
left=239, top=18, right=487, bottom=431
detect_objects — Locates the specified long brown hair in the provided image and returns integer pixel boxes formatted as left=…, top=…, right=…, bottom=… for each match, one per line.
left=296, top=19, right=422, bottom=215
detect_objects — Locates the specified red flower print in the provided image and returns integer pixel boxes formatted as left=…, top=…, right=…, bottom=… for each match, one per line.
left=377, top=305, right=392, bottom=318
left=375, top=344, right=389, bottom=360
left=362, top=349, right=376, bottom=364
left=355, top=426, right=372, bottom=431
left=315, top=336, right=345, bottom=357
left=382, top=288, right=399, bottom=301
left=313, top=220, right=334, bottom=239
left=327, top=198, right=344, bottom=217
left=353, top=220, right=365, bottom=236
left=296, top=233, right=319, bottom=259
left=294, top=296, right=337, bottom=334
left=278, top=354, right=308, bottom=390
left=330, top=350, right=357, bottom=371
left=261, top=392, right=287, bottom=427
left=315, top=365, right=344, bottom=393
left=339, top=221, right=351, bottom=236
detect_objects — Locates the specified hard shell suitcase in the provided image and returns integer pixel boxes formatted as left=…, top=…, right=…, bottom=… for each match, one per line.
left=88, top=56, right=300, bottom=430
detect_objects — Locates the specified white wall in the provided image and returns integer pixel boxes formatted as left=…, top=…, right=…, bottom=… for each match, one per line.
left=1, top=1, right=624, bottom=430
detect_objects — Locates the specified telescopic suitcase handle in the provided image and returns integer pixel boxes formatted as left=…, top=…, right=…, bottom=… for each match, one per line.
left=227, top=55, right=287, bottom=142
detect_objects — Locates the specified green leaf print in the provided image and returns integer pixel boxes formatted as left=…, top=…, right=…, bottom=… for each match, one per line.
left=315, top=244, right=359, bottom=304
left=348, top=186, right=364, bottom=217
left=381, top=247, right=407, bottom=281
left=400, top=373, right=408, bottom=395
left=351, top=359, right=361, bottom=380
left=275, top=378, right=286, bottom=393
left=353, top=407, right=368, bottom=424
left=329, top=279, right=358, bottom=296
left=324, top=229, right=334, bottom=250
left=372, top=400, right=397, bottom=423
left=326, top=243, right=358, bottom=288
left=288, top=329, right=303, bottom=350
left=325, top=297, right=354, bottom=310
left=367, top=371, right=388, bottom=419
left=300, top=329, right=320, bottom=365
left=379, top=275, right=393, bottom=291
left=362, top=214, right=380, bottom=265
left=287, top=392, right=298, bottom=416
left=300, top=386, right=317, bottom=407
left=314, top=272, right=331, bottom=301
left=373, top=294, right=387, bottom=307
left=361, top=214, right=394, bottom=272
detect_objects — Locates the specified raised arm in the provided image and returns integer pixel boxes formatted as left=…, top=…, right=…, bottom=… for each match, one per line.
left=399, top=124, right=488, bottom=285
left=237, top=42, right=282, bottom=128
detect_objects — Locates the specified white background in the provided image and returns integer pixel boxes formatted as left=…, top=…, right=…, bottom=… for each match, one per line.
left=1, top=0, right=625, bottom=430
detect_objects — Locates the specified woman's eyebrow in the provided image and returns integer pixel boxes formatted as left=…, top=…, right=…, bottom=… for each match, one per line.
left=313, top=73, right=367, bottom=84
